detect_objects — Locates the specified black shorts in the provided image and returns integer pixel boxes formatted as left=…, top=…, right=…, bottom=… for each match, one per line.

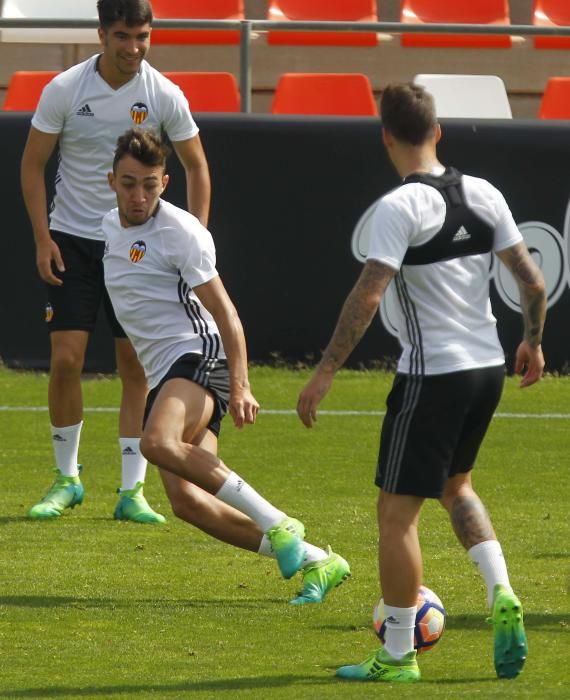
left=376, top=365, right=505, bottom=498
left=143, top=354, right=230, bottom=437
left=45, top=230, right=126, bottom=337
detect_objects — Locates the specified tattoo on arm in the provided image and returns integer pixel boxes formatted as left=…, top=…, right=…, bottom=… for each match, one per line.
left=497, top=243, right=546, bottom=347
left=319, top=260, right=396, bottom=373
left=451, top=495, right=496, bottom=549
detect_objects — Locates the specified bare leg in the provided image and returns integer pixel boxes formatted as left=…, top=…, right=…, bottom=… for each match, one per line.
left=141, top=379, right=233, bottom=492
left=48, top=330, right=88, bottom=426
left=115, top=337, right=147, bottom=438
left=439, top=471, right=496, bottom=549
left=378, top=491, right=424, bottom=606
left=159, top=428, right=263, bottom=552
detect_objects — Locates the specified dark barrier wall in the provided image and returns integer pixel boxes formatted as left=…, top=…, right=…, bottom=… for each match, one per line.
left=1, top=114, right=569, bottom=373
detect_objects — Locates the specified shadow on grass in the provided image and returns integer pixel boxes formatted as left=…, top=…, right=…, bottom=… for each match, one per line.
left=0, top=595, right=285, bottom=610
left=0, top=674, right=329, bottom=698
left=321, top=611, right=569, bottom=634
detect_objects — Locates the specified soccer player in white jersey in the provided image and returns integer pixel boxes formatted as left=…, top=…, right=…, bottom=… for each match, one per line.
left=21, top=0, right=210, bottom=523
left=101, top=127, right=350, bottom=603
left=297, top=83, right=546, bottom=682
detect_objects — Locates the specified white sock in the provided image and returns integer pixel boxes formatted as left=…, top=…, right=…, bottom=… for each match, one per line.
left=216, top=471, right=286, bottom=533
left=51, top=422, right=82, bottom=477
left=258, top=536, right=327, bottom=565
left=383, top=604, right=416, bottom=660
left=302, top=543, right=328, bottom=566
left=119, top=437, right=147, bottom=491
left=468, top=540, right=512, bottom=608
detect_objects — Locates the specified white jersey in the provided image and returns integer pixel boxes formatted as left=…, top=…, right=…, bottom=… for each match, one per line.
left=367, top=169, right=523, bottom=376
left=102, top=199, right=225, bottom=389
left=32, top=55, right=198, bottom=241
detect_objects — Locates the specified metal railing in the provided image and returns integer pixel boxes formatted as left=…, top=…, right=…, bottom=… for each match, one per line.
left=1, top=18, right=570, bottom=112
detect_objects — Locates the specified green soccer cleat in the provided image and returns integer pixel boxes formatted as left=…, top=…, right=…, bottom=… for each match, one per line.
left=336, top=647, right=420, bottom=683
left=491, top=584, right=528, bottom=679
left=27, top=468, right=84, bottom=519
left=289, top=547, right=351, bottom=605
left=266, top=516, right=306, bottom=579
left=114, top=482, right=166, bottom=524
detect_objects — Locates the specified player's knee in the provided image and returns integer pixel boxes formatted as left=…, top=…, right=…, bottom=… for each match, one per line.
left=140, top=432, right=168, bottom=465
left=440, top=475, right=475, bottom=512
left=50, top=345, right=84, bottom=377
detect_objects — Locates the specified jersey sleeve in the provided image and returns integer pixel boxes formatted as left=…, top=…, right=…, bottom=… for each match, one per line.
left=160, top=81, right=199, bottom=143
left=491, top=189, right=524, bottom=252
left=30, top=77, right=67, bottom=134
left=169, top=222, right=218, bottom=288
left=366, top=191, right=418, bottom=271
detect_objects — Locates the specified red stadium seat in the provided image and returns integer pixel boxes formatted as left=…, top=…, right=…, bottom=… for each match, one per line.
left=151, top=0, right=244, bottom=45
left=538, top=78, right=570, bottom=119
left=400, top=0, right=512, bottom=48
left=163, top=72, right=240, bottom=112
left=271, top=73, right=378, bottom=116
left=3, top=71, right=59, bottom=111
left=267, top=0, right=378, bottom=46
left=533, top=0, right=570, bottom=49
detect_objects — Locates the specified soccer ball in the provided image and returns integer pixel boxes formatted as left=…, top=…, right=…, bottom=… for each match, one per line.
left=372, top=585, right=446, bottom=654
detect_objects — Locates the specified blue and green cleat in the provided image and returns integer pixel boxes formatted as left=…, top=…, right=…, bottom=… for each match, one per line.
left=27, top=468, right=84, bottom=519
left=289, top=547, right=351, bottom=605
left=491, top=584, right=528, bottom=679
left=266, top=516, right=306, bottom=579
left=336, top=647, right=420, bottom=683
left=114, top=481, right=166, bottom=524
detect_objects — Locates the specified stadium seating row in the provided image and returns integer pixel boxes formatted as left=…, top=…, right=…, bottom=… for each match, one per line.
left=1, top=1, right=569, bottom=48
left=4, top=70, right=570, bottom=119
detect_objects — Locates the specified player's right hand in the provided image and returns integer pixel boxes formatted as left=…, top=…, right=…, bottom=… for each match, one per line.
left=230, top=387, right=259, bottom=428
left=36, top=238, right=65, bottom=285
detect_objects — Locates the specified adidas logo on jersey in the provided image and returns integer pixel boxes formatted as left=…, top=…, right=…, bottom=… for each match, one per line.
left=76, top=103, right=94, bottom=116
left=122, top=446, right=137, bottom=456
left=452, top=225, right=471, bottom=242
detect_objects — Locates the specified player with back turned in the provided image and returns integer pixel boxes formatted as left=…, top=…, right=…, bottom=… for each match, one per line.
left=297, top=82, right=546, bottom=683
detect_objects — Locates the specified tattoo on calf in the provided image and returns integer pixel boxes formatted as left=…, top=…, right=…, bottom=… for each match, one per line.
left=451, top=495, right=495, bottom=549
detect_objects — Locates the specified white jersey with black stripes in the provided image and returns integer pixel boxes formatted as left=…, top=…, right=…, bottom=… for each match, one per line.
left=367, top=171, right=523, bottom=376
left=102, top=199, right=225, bottom=389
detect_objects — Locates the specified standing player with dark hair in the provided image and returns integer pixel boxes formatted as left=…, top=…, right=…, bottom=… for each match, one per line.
left=101, top=127, right=350, bottom=604
left=297, top=82, right=546, bottom=682
left=21, top=0, right=210, bottom=523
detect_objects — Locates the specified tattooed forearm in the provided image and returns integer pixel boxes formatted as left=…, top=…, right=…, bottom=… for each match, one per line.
left=318, top=260, right=396, bottom=373
left=497, top=243, right=546, bottom=347
left=451, top=494, right=496, bottom=549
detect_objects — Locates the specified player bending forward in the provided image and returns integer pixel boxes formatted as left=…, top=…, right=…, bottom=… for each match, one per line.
left=102, top=127, right=350, bottom=603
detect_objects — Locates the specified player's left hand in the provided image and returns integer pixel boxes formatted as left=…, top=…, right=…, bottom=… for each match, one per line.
left=297, top=371, right=334, bottom=428
left=230, top=388, right=259, bottom=428
left=515, top=340, right=545, bottom=388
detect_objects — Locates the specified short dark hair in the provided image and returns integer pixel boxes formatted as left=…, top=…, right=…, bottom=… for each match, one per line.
left=113, top=128, right=169, bottom=172
left=97, top=0, right=153, bottom=30
left=380, top=82, right=437, bottom=146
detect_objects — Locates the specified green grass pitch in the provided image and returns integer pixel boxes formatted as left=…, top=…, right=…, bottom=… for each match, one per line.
left=0, top=366, right=568, bottom=698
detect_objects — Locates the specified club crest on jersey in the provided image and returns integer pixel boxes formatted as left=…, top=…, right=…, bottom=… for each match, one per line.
left=129, top=240, right=146, bottom=263
left=130, top=102, right=149, bottom=124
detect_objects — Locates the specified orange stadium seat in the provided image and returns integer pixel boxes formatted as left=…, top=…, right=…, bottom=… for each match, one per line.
left=163, top=72, right=240, bottom=112
left=400, top=0, right=512, bottom=48
left=151, top=0, right=244, bottom=44
left=267, top=0, right=378, bottom=46
left=3, top=71, right=59, bottom=111
left=533, top=0, right=570, bottom=49
left=538, top=78, right=570, bottom=119
left=271, top=73, right=378, bottom=116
